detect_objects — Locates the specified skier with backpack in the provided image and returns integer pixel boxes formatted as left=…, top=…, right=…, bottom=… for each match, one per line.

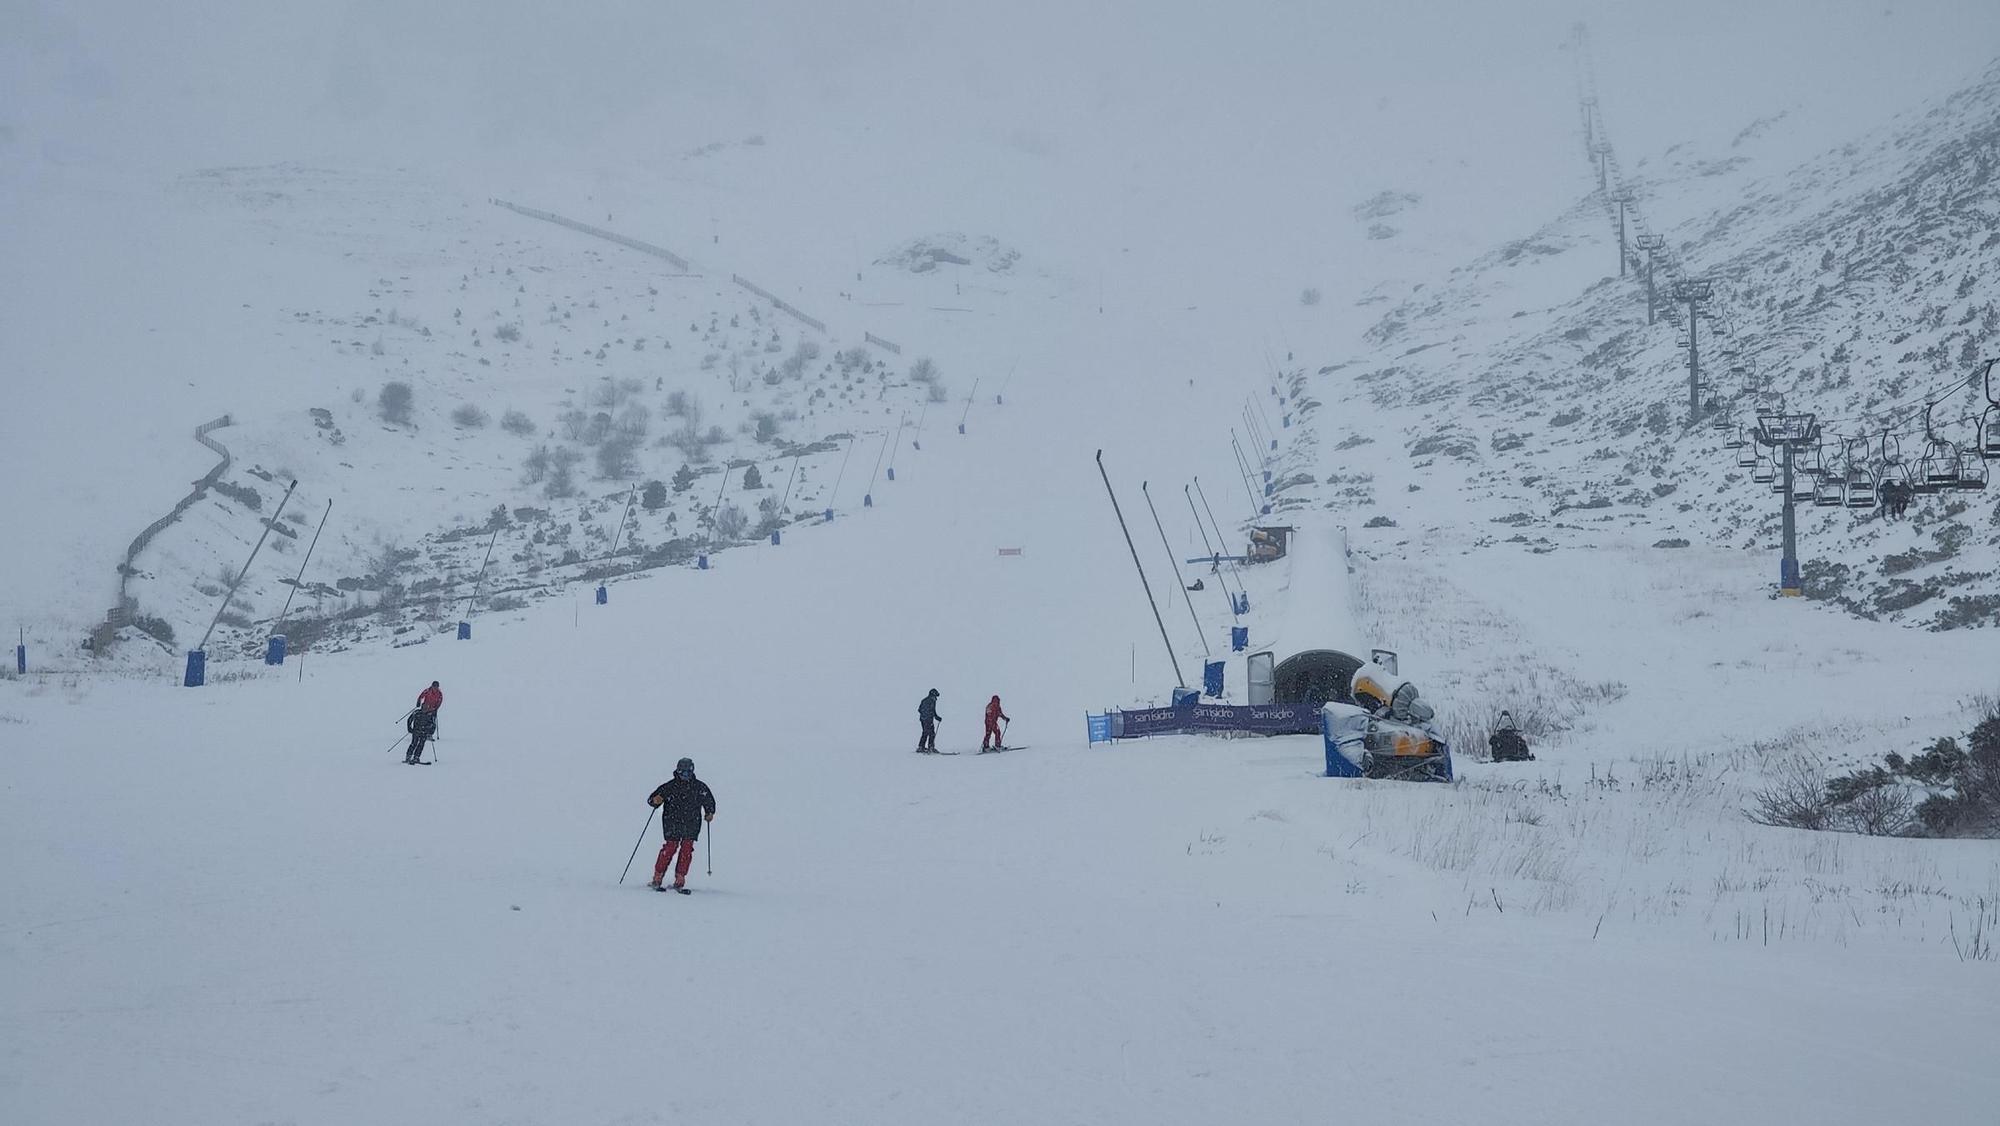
left=916, top=689, right=943, bottom=754
left=403, top=707, right=437, bottom=764
left=646, top=758, right=716, bottom=893
left=981, top=695, right=1011, bottom=753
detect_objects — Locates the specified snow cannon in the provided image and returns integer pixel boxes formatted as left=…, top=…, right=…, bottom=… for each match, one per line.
left=1321, top=671, right=1451, bottom=783
left=1321, top=701, right=1453, bottom=782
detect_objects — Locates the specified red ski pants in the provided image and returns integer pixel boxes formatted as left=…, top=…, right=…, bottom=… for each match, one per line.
left=653, top=839, right=694, bottom=885
left=983, top=720, right=1002, bottom=748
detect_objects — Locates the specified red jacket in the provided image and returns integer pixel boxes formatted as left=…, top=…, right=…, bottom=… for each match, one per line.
left=985, top=697, right=1008, bottom=725
left=417, top=684, right=443, bottom=712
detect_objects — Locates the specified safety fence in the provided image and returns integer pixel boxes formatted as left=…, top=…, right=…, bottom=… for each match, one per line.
left=490, top=199, right=693, bottom=271
left=730, top=274, right=827, bottom=334
left=116, top=415, right=233, bottom=607
left=864, top=331, right=903, bottom=355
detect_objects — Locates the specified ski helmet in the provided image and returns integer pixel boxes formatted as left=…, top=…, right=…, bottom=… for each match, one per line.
left=928, top=688, right=939, bottom=697
left=674, top=757, right=695, bottom=778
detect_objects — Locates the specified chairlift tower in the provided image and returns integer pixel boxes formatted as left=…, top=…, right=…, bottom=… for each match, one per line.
left=1635, top=233, right=1665, bottom=323
left=1590, top=142, right=1612, bottom=194
left=1611, top=191, right=1634, bottom=276
left=1580, top=96, right=1598, bottom=159
left=1753, top=410, right=1819, bottom=597
left=1673, top=277, right=1714, bottom=424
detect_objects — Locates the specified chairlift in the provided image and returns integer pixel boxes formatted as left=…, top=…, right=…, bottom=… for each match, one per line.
left=1980, top=358, right=2000, bottom=459
left=1842, top=437, right=1877, bottom=510
left=1724, top=426, right=1749, bottom=451
left=1955, top=456, right=1989, bottom=491
left=1750, top=453, right=1776, bottom=485
left=1789, top=464, right=1816, bottom=503
left=1733, top=435, right=1757, bottom=467
left=1915, top=400, right=1964, bottom=493
left=1844, top=467, right=1877, bottom=509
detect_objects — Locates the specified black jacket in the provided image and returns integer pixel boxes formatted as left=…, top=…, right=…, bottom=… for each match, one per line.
left=649, top=776, right=717, bottom=840
left=918, top=695, right=940, bottom=724
left=407, top=710, right=437, bottom=738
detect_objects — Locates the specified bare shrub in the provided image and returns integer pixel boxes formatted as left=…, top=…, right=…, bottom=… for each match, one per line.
left=927, top=380, right=949, bottom=403
left=378, top=381, right=414, bottom=424
left=522, top=445, right=551, bottom=484
left=615, top=403, right=651, bottom=440
left=596, top=435, right=640, bottom=479
left=451, top=403, right=490, bottom=429
left=753, top=412, right=781, bottom=443
left=500, top=409, right=535, bottom=436
left=1301, top=287, right=1322, bottom=306
left=494, top=323, right=522, bottom=343
left=545, top=447, right=584, bottom=498
left=713, top=503, right=748, bottom=540
left=909, top=357, right=940, bottom=384
left=665, top=390, right=699, bottom=419
left=1749, top=756, right=1833, bottom=831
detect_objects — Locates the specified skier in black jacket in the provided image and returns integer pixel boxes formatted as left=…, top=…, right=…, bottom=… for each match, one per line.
left=404, top=707, right=437, bottom=764
left=916, top=689, right=942, bottom=753
left=647, top=758, right=717, bottom=891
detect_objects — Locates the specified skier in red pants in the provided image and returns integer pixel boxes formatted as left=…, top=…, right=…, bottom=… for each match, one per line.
left=647, top=758, right=716, bottom=892
left=981, top=695, right=1011, bottom=752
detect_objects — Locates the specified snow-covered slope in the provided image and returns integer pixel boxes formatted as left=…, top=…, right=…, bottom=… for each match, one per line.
left=1295, top=56, right=2000, bottom=629
left=7, top=4, right=2000, bottom=1125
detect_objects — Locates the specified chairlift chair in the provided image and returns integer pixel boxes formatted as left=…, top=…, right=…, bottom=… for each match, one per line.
left=1725, top=426, right=1749, bottom=451
left=1983, top=407, right=2000, bottom=460
left=1812, top=476, right=1844, bottom=507
left=1789, top=467, right=1816, bottom=504
left=1750, top=454, right=1776, bottom=485
left=1844, top=467, right=1877, bottom=509
left=1954, top=455, right=1989, bottom=492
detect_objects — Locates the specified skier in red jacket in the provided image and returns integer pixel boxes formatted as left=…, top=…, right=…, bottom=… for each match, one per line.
left=981, top=695, right=1010, bottom=752
left=416, top=681, right=443, bottom=713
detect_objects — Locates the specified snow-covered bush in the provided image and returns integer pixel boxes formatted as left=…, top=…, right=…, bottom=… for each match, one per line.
left=452, top=403, right=490, bottom=429
left=378, top=381, right=414, bottom=425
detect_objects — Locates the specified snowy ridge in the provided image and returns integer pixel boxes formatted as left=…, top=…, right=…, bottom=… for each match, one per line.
left=1300, top=58, right=2000, bottom=628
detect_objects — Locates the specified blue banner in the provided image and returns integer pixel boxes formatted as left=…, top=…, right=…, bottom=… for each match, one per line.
left=1110, top=700, right=1320, bottom=739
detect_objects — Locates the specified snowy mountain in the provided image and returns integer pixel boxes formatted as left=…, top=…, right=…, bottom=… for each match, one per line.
left=5, top=4, right=2000, bottom=1125
left=1296, top=56, right=2000, bottom=629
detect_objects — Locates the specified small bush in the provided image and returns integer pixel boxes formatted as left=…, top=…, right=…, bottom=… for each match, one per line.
left=665, top=390, right=698, bottom=419
left=596, top=435, right=640, bottom=479
left=522, top=445, right=551, bottom=484
left=452, top=403, right=490, bottom=429
left=672, top=464, right=698, bottom=493
left=379, top=381, right=415, bottom=425
left=494, top=323, right=521, bottom=343
left=641, top=479, right=668, bottom=511
left=753, top=413, right=780, bottom=443
left=132, top=615, right=176, bottom=645
left=713, top=503, right=748, bottom=540
left=741, top=465, right=763, bottom=490
left=500, top=409, right=535, bottom=436
left=927, top=381, right=949, bottom=403
left=1300, top=287, right=1321, bottom=306
left=1364, top=515, right=1397, bottom=528
left=909, top=357, right=940, bottom=384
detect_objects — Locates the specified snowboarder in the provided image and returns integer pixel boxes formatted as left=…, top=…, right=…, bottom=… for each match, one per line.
left=404, top=707, right=437, bottom=764
left=917, top=689, right=942, bottom=753
left=981, top=695, right=1011, bottom=752
left=416, top=680, right=444, bottom=714
left=1489, top=711, right=1533, bottom=763
left=646, top=758, right=716, bottom=892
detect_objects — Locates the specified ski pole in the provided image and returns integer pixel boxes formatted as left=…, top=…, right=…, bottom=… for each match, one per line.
left=706, top=820, right=713, bottom=877
left=385, top=734, right=405, bottom=755
left=430, top=728, right=440, bottom=765
left=619, top=807, right=658, bottom=885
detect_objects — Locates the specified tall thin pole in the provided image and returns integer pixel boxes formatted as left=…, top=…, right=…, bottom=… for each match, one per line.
left=1143, top=482, right=1209, bottom=656
left=605, top=485, right=639, bottom=560
left=1780, top=442, right=1800, bottom=596
left=826, top=434, right=856, bottom=512
left=1193, top=477, right=1238, bottom=569
left=273, top=498, right=332, bottom=630
left=958, top=377, right=981, bottom=430
left=777, top=453, right=803, bottom=512
left=198, top=479, right=297, bottom=653
left=1095, top=451, right=1184, bottom=688
left=1688, top=301, right=1702, bottom=422
left=1230, top=433, right=1260, bottom=516
left=1185, top=484, right=1240, bottom=603
left=461, top=524, right=503, bottom=620
left=707, top=465, right=734, bottom=550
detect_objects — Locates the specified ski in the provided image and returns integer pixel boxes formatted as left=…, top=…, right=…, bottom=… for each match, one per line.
left=654, top=885, right=692, bottom=894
